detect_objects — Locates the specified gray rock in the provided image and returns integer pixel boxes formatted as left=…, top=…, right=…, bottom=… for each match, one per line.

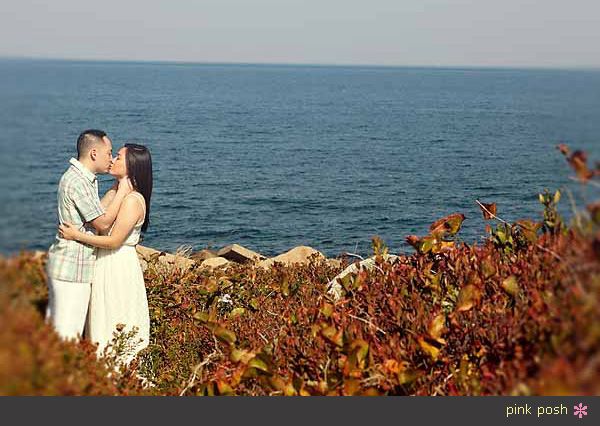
left=136, top=245, right=194, bottom=272
left=136, top=245, right=161, bottom=260
left=191, top=249, right=218, bottom=262
left=258, top=246, right=324, bottom=269
left=158, top=252, right=195, bottom=271
left=217, top=244, right=264, bottom=264
left=326, top=258, right=343, bottom=269
left=200, top=257, right=230, bottom=269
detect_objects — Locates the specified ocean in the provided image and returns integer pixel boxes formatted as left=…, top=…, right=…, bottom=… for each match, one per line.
left=1, top=59, right=599, bottom=257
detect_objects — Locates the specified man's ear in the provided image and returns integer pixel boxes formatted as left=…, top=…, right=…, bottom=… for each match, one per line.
left=89, top=148, right=97, bottom=161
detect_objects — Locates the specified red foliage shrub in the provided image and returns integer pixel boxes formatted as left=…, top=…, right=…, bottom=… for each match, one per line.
left=1, top=146, right=598, bottom=395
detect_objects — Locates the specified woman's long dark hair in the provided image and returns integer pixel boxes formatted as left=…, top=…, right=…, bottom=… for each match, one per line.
left=124, top=143, right=152, bottom=232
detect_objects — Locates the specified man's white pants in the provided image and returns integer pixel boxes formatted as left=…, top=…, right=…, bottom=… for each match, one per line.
left=46, top=278, right=91, bottom=340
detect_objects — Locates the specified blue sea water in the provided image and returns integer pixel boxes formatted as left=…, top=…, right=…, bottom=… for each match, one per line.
left=0, top=59, right=599, bottom=257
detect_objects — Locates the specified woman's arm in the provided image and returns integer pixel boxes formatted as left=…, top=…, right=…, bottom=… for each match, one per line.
left=59, top=196, right=143, bottom=250
left=100, top=182, right=118, bottom=209
left=88, top=177, right=132, bottom=233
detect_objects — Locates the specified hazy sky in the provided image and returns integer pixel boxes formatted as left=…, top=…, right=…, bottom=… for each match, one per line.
left=2, top=0, right=599, bottom=67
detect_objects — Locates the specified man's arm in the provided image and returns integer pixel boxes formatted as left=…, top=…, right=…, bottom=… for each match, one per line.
left=60, top=196, right=142, bottom=249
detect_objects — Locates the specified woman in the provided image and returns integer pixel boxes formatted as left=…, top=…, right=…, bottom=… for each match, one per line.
left=59, top=143, right=152, bottom=364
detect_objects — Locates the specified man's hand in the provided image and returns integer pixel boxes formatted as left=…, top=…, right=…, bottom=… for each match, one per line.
left=58, top=222, right=81, bottom=241
left=117, top=176, right=133, bottom=194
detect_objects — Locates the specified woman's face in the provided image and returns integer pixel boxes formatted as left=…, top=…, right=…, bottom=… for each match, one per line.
left=109, top=147, right=128, bottom=178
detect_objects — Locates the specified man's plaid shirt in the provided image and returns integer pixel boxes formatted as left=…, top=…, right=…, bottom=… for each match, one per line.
left=47, top=158, right=105, bottom=283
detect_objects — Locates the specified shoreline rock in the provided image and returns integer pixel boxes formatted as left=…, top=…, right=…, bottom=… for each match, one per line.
left=217, top=244, right=265, bottom=264
left=258, top=246, right=324, bottom=269
left=133, top=243, right=346, bottom=274
left=136, top=245, right=194, bottom=272
left=18, top=243, right=345, bottom=274
left=200, top=256, right=230, bottom=269
left=190, top=249, right=218, bottom=262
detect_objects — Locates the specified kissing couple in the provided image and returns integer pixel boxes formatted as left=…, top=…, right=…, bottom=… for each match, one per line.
left=46, top=129, right=153, bottom=364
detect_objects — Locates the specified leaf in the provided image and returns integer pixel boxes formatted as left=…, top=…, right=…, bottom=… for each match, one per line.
left=230, top=348, right=255, bottom=364
left=516, top=220, right=541, bottom=243
left=219, top=280, right=233, bottom=292
left=343, top=379, right=361, bottom=396
left=248, top=357, right=271, bottom=373
left=349, top=339, right=369, bottom=366
left=430, top=213, right=465, bottom=237
left=249, top=298, right=260, bottom=311
left=213, top=326, right=237, bottom=345
left=420, top=236, right=435, bottom=254
left=283, top=383, right=297, bottom=396
left=201, top=277, right=218, bottom=294
left=268, top=376, right=297, bottom=395
left=481, top=257, right=497, bottom=279
left=587, top=202, right=600, bottom=225
left=418, top=336, right=441, bottom=361
left=383, top=359, right=401, bottom=374
left=280, top=276, right=290, bottom=296
left=479, top=202, right=497, bottom=220
left=556, top=143, right=570, bottom=156
left=193, top=311, right=209, bottom=322
left=397, top=368, right=418, bottom=385
left=320, top=303, right=334, bottom=318
left=427, top=314, right=446, bottom=344
left=383, top=359, right=417, bottom=385
left=339, top=273, right=354, bottom=292
left=456, top=284, right=480, bottom=312
left=406, top=235, right=422, bottom=252
left=270, top=377, right=297, bottom=396
left=321, top=325, right=344, bottom=347
left=216, top=380, right=234, bottom=396
left=299, top=388, right=311, bottom=396
left=568, top=150, right=593, bottom=182
left=553, top=190, right=561, bottom=205
left=438, top=240, right=455, bottom=252
left=501, top=276, right=520, bottom=297
left=229, top=307, right=246, bottom=319
left=371, top=236, right=389, bottom=257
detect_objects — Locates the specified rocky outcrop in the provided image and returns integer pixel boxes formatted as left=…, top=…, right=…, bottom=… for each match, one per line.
left=158, top=253, right=195, bottom=271
left=326, top=258, right=343, bottom=269
left=200, top=256, right=230, bottom=269
left=136, top=245, right=160, bottom=272
left=327, top=254, right=399, bottom=300
left=135, top=243, right=341, bottom=274
left=136, top=245, right=161, bottom=260
left=217, top=244, right=265, bottom=264
left=190, top=249, right=218, bottom=262
left=136, top=245, right=194, bottom=272
left=258, top=246, right=324, bottom=269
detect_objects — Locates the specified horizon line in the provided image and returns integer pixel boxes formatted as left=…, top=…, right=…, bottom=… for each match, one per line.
left=2, top=55, right=600, bottom=72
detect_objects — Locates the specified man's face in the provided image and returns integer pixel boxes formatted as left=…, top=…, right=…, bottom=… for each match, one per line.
left=96, top=136, right=113, bottom=174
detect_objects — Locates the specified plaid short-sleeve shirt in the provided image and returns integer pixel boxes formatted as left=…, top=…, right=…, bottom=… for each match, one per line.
left=47, top=158, right=106, bottom=283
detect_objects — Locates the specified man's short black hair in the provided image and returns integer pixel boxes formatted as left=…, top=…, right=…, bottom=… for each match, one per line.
left=77, top=129, right=108, bottom=159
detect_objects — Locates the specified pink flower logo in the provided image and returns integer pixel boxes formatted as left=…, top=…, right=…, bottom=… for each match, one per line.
left=574, top=403, right=588, bottom=419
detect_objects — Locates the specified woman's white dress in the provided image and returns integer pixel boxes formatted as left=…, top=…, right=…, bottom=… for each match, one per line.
left=88, top=192, right=150, bottom=364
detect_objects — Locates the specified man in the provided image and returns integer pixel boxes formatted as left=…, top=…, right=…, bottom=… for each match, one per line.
left=46, top=129, right=131, bottom=340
